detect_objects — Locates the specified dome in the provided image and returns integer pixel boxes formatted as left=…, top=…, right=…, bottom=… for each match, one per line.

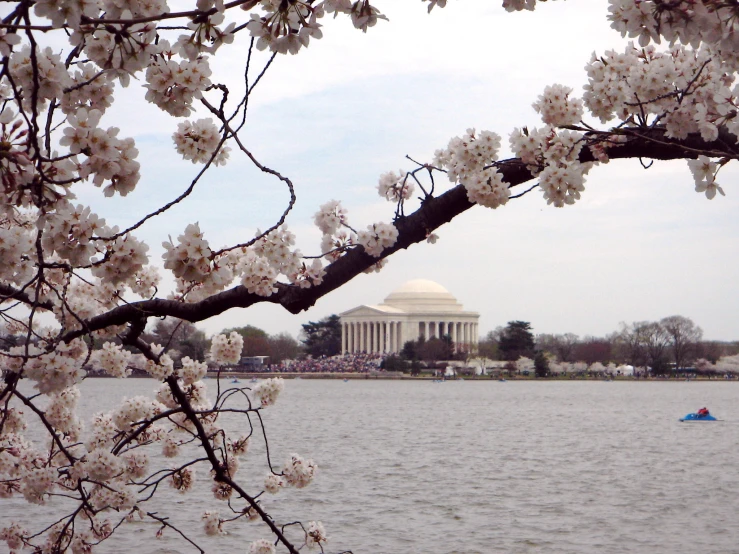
left=382, top=279, right=462, bottom=313
left=390, top=279, right=451, bottom=295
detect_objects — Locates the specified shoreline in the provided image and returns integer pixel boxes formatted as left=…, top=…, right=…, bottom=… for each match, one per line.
left=78, top=372, right=737, bottom=382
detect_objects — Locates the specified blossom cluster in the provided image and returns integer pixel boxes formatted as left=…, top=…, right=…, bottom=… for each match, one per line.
left=282, top=453, right=317, bottom=489
left=251, top=377, right=285, bottom=407
left=4, top=339, right=88, bottom=394
left=209, top=332, right=244, bottom=365
left=378, top=170, right=415, bottom=202
left=314, top=200, right=357, bottom=262
left=172, top=118, right=230, bottom=164
left=608, top=0, right=739, bottom=69
left=532, top=84, right=584, bottom=127
left=510, top=126, right=591, bottom=207
left=248, top=539, right=276, bottom=554
left=305, top=520, right=328, bottom=549
left=356, top=222, right=398, bottom=257
left=433, top=128, right=510, bottom=209
left=688, top=156, right=725, bottom=199
left=146, top=51, right=213, bottom=117
left=163, top=223, right=213, bottom=282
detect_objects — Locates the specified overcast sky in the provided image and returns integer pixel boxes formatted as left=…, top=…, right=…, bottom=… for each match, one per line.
left=77, top=0, right=739, bottom=342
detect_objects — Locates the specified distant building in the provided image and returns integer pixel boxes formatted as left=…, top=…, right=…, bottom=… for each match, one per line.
left=339, top=279, right=479, bottom=354
left=240, top=356, right=269, bottom=370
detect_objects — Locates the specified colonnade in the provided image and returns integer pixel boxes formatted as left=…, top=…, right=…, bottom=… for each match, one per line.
left=419, top=320, right=478, bottom=347
left=341, top=320, right=478, bottom=354
left=342, top=321, right=403, bottom=354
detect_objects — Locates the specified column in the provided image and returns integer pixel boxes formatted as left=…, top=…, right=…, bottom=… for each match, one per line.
left=360, top=321, right=365, bottom=352
left=451, top=321, right=457, bottom=346
left=342, top=323, right=346, bottom=354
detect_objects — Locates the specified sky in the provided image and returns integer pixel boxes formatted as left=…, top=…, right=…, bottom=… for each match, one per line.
left=73, top=0, right=739, bottom=342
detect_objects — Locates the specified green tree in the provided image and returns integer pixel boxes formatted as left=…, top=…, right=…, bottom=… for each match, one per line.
left=382, top=354, right=407, bottom=371
left=418, top=337, right=453, bottom=363
left=301, top=315, right=342, bottom=357
left=534, top=351, right=550, bottom=378
left=400, top=340, right=418, bottom=361
left=499, top=321, right=536, bottom=361
left=225, top=325, right=270, bottom=357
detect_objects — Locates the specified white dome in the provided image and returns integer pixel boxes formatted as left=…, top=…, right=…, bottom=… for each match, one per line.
left=390, top=279, right=451, bottom=295
left=382, top=279, right=462, bottom=313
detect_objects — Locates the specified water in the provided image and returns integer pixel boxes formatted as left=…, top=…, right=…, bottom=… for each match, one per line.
left=3, top=379, right=738, bottom=553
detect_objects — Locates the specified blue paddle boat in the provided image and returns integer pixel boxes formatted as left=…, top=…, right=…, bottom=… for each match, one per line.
left=680, top=412, right=717, bottom=422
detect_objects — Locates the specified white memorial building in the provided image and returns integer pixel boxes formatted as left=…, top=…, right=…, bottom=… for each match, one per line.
left=339, top=279, right=480, bottom=354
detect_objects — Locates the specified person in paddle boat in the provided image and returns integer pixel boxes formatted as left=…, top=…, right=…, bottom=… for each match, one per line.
left=696, top=407, right=710, bottom=418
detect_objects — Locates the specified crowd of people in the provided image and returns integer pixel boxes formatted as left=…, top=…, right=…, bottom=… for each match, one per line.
left=264, top=353, right=385, bottom=374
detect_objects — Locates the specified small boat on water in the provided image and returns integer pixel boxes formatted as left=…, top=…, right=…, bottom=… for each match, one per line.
left=680, top=413, right=718, bottom=422
left=231, top=378, right=240, bottom=384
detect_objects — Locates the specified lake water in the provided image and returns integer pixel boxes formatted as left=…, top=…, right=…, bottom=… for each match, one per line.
left=3, top=378, right=739, bottom=554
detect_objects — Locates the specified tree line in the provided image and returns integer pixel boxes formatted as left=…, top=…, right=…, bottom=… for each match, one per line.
left=479, top=316, right=739, bottom=375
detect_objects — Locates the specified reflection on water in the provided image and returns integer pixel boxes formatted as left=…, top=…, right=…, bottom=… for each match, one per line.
left=4, top=379, right=739, bottom=554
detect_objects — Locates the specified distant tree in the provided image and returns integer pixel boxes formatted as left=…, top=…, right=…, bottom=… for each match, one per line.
left=515, top=356, right=535, bottom=375
left=638, top=321, right=671, bottom=374
left=694, top=341, right=724, bottom=364
left=410, top=360, right=422, bottom=377
left=573, top=336, right=612, bottom=365
left=661, top=315, right=703, bottom=371
left=499, top=321, right=536, bottom=361
left=149, top=317, right=209, bottom=362
left=478, top=330, right=500, bottom=361
left=418, top=337, right=453, bottom=364
left=267, top=332, right=302, bottom=365
left=400, top=340, right=418, bottom=361
left=715, top=354, right=739, bottom=375
left=534, top=351, right=550, bottom=378
left=535, top=333, right=556, bottom=357
left=301, top=315, right=342, bottom=357
left=382, top=354, right=406, bottom=372
left=590, top=361, right=607, bottom=375
left=538, top=332, right=579, bottom=362
left=225, top=325, right=270, bottom=357
left=614, top=323, right=646, bottom=368
left=572, top=361, right=589, bottom=375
